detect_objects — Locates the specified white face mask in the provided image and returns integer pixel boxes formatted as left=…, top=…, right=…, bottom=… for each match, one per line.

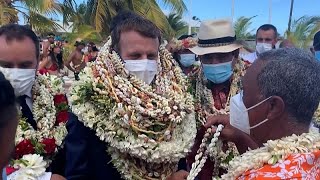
left=124, top=59, right=157, bottom=85
left=230, top=91, right=272, bottom=134
left=256, top=42, right=273, bottom=54
left=179, top=54, right=196, bottom=67
left=0, top=68, right=36, bottom=97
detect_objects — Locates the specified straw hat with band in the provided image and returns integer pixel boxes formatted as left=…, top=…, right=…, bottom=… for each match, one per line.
left=189, top=19, right=242, bottom=55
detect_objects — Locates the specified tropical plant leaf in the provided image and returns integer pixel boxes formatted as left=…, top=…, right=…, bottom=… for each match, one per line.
left=28, top=11, right=64, bottom=34
left=286, top=16, right=320, bottom=48
left=166, top=12, right=188, bottom=38
left=158, top=0, right=187, bottom=15
left=134, top=0, right=174, bottom=39
left=234, top=16, right=257, bottom=40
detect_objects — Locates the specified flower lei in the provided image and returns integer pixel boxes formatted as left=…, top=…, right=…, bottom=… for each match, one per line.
left=70, top=37, right=197, bottom=179
left=221, top=131, right=320, bottom=179
left=169, top=37, right=198, bottom=52
left=8, top=74, right=69, bottom=179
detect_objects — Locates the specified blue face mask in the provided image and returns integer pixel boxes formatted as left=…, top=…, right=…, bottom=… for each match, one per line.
left=179, top=54, right=196, bottom=67
left=202, top=61, right=233, bottom=84
left=2, top=168, right=7, bottom=180
left=315, top=51, right=320, bottom=61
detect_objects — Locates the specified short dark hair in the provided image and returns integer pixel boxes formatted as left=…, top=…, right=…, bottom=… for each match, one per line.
left=0, top=24, right=40, bottom=59
left=0, top=71, right=17, bottom=128
left=256, top=24, right=278, bottom=39
left=110, top=10, right=140, bottom=32
left=111, top=15, right=161, bottom=52
left=257, top=48, right=320, bottom=124
left=313, top=31, right=320, bottom=51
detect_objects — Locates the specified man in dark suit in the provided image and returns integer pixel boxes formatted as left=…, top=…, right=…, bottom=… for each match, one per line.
left=0, top=24, right=65, bottom=180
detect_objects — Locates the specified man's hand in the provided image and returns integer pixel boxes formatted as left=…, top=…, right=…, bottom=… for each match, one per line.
left=166, top=170, right=189, bottom=180
left=50, top=174, right=66, bottom=180
left=204, top=115, right=239, bottom=142
left=204, top=115, right=258, bottom=154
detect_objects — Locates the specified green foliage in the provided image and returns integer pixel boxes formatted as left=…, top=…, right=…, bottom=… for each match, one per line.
left=234, top=16, right=257, bottom=40
left=285, top=16, right=320, bottom=49
left=83, top=0, right=187, bottom=35
left=0, top=0, right=76, bottom=35
left=166, top=12, right=188, bottom=39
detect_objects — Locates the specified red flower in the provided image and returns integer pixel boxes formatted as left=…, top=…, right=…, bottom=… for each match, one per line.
left=6, top=166, right=17, bottom=175
left=38, top=69, right=49, bottom=75
left=182, top=39, right=190, bottom=48
left=42, top=138, right=56, bottom=155
left=54, top=94, right=67, bottom=105
left=14, top=139, right=35, bottom=159
left=56, top=110, right=68, bottom=124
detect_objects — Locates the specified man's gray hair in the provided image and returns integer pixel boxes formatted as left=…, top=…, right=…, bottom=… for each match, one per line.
left=257, top=48, right=320, bottom=124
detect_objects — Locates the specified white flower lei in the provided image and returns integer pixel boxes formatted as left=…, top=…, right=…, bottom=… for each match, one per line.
left=221, top=132, right=320, bottom=179
left=9, top=74, right=68, bottom=179
left=32, top=75, right=66, bottom=143
left=70, top=37, right=197, bottom=179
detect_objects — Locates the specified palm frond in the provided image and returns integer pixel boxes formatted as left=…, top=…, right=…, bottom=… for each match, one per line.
left=0, top=6, right=18, bottom=24
left=158, top=0, right=187, bottom=15
left=166, top=12, right=187, bottom=38
left=93, top=0, right=108, bottom=31
left=286, top=16, right=320, bottom=48
left=234, top=16, right=256, bottom=40
left=28, top=11, right=64, bottom=34
left=134, top=0, right=174, bottom=39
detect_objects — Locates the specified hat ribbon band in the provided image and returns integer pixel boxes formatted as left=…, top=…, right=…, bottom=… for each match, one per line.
left=198, top=36, right=236, bottom=47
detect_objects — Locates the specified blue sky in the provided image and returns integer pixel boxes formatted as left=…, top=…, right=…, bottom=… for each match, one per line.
left=160, top=0, right=320, bottom=35
left=20, top=0, right=320, bottom=35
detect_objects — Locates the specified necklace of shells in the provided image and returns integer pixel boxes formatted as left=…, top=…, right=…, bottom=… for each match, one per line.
left=187, top=59, right=246, bottom=179
left=70, top=37, right=197, bottom=179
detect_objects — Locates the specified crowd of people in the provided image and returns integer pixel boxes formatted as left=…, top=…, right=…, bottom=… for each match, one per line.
left=0, top=9, right=320, bottom=180
left=38, top=33, right=100, bottom=80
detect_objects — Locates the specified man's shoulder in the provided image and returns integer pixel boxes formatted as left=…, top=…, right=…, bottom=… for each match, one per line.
left=240, top=52, right=257, bottom=63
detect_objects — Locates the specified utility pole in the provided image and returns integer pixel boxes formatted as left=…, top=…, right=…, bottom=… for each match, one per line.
left=269, top=0, right=272, bottom=23
left=231, top=0, right=235, bottom=22
left=188, top=0, right=192, bottom=35
left=288, top=0, right=294, bottom=32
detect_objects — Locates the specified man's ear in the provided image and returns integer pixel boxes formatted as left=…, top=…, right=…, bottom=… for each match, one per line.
left=266, top=96, right=285, bottom=121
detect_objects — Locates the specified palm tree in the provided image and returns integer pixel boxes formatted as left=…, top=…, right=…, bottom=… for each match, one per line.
left=0, top=0, right=75, bottom=35
left=0, top=0, right=18, bottom=24
left=233, top=16, right=257, bottom=53
left=166, top=12, right=188, bottom=39
left=84, top=0, right=187, bottom=35
left=285, top=16, right=320, bottom=49
left=234, top=16, right=257, bottom=40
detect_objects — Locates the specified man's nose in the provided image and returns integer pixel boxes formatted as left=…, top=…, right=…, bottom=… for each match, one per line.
left=141, top=54, right=148, bottom=60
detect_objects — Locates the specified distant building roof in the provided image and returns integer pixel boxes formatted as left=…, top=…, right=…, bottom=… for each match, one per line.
left=55, top=21, right=73, bottom=33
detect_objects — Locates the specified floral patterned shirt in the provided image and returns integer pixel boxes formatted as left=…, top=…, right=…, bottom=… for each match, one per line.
left=238, top=151, right=320, bottom=180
